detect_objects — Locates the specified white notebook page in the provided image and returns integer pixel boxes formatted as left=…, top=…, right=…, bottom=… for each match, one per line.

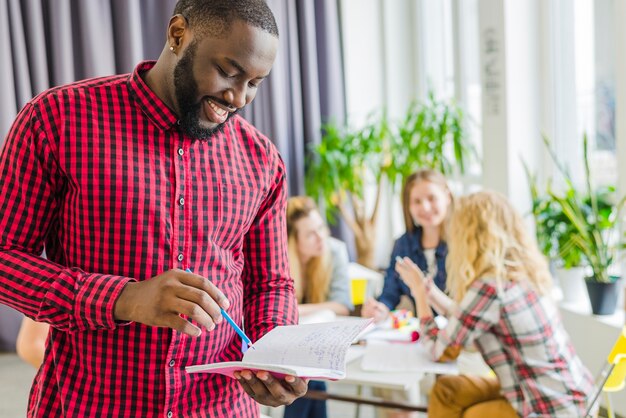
left=242, top=319, right=370, bottom=372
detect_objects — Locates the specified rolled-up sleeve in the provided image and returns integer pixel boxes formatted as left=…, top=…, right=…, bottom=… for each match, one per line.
left=0, top=102, right=133, bottom=332
left=420, top=280, right=501, bottom=362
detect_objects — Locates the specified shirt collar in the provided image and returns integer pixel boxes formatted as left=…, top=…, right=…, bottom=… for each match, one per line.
left=128, top=61, right=180, bottom=130
left=409, top=226, right=448, bottom=257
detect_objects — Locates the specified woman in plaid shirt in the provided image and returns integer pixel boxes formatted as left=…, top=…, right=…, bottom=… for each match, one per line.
left=396, top=191, right=593, bottom=417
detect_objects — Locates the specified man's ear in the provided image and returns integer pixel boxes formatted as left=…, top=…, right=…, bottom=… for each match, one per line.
left=167, top=14, right=188, bottom=52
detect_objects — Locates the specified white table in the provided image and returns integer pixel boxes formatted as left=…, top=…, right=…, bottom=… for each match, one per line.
left=328, top=342, right=486, bottom=417
left=341, top=345, right=425, bottom=392
left=326, top=345, right=426, bottom=417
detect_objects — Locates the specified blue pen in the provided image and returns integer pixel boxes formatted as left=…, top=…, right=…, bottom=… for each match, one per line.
left=185, top=268, right=255, bottom=350
left=220, top=308, right=255, bottom=350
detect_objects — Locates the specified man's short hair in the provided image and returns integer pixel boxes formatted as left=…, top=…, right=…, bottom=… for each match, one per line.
left=173, top=0, right=278, bottom=39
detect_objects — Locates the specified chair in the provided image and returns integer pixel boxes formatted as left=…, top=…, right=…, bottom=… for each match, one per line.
left=585, top=326, right=626, bottom=418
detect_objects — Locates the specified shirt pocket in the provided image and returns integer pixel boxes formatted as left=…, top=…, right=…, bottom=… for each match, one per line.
left=217, top=181, right=263, bottom=247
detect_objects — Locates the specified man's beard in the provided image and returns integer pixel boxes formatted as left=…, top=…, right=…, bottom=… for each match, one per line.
left=173, top=41, right=237, bottom=139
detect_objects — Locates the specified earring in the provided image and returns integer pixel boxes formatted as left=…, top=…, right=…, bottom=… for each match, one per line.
left=170, top=46, right=175, bottom=52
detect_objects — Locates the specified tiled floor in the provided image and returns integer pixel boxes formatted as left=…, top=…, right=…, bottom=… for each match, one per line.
left=0, top=352, right=36, bottom=417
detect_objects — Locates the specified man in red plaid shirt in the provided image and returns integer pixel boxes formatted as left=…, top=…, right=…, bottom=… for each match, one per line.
left=0, top=0, right=306, bottom=416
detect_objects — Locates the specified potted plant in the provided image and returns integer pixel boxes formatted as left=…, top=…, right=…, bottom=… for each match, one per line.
left=544, top=135, right=625, bottom=315
left=305, top=115, right=390, bottom=268
left=524, top=163, right=588, bottom=303
left=306, top=94, right=474, bottom=268
left=387, top=92, right=471, bottom=182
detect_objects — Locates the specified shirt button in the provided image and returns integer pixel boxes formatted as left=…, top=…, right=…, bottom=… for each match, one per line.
left=167, top=411, right=173, bottom=418
left=169, top=359, right=175, bottom=367
left=177, top=254, right=184, bottom=261
left=179, top=197, right=185, bottom=206
left=177, top=148, right=184, bottom=156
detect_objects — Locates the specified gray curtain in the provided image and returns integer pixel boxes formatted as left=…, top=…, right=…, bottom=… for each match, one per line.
left=243, top=0, right=353, bottom=255
left=0, top=0, right=177, bottom=139
left=242, top=0, right=346, bottom=196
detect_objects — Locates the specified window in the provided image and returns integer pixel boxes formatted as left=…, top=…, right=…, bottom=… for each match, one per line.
left=553, top=0, right=616, bottom=187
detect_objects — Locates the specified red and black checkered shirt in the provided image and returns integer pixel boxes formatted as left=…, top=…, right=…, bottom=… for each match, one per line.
left=0, top=61, right=297, bottom=417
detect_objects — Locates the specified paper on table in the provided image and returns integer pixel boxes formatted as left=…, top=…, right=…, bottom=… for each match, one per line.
left=361, top=340, right=458, bottom=375
left=361, top=327, right=419, bottom=343
left=186, top=318, right=373, bottom=380
left=358, top=317, right=419, bottom=343
left=298, top=309, right=337, bottom=325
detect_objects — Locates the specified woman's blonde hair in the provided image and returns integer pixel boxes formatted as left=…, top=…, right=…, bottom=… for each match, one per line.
left=401, top=169, right=453, bottom=237
left=286, top=196, right=332, bottom=304
left=446, top=190, right=552, bottom=302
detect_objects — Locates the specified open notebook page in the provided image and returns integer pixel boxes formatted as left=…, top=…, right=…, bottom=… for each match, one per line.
left=186, top=318, right=372, bottom=379
left=242, top=318, right=369, bottom=371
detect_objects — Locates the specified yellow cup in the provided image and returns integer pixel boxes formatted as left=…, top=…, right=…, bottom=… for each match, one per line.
left=351, top=278, right=368, bottom=305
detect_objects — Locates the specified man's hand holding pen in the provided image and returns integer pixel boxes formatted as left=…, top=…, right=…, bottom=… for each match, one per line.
left=113, top=268, right=309, bottom=406
left=113, top=268, right=229, bottom=337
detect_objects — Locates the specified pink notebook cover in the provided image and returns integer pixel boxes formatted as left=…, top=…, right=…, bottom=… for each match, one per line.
left=189, top=364, right=339, bottom=380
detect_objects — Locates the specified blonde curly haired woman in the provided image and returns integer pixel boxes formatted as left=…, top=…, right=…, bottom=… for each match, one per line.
left=395, top=191, right=593, bottom=417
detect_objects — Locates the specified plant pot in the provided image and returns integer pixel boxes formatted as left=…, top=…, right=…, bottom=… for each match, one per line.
left=556, top=267, right=588, bottom=305
left=585, top=276, right=621, bottom=315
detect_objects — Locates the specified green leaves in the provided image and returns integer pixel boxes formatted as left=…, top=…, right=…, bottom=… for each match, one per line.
left=528, top=135, right=624, bottom=283
left=391, top=93, right=474, bottom=184
left=305, top=113, right=388, bottom=221
left=306, top=94, right=474, bottom=221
